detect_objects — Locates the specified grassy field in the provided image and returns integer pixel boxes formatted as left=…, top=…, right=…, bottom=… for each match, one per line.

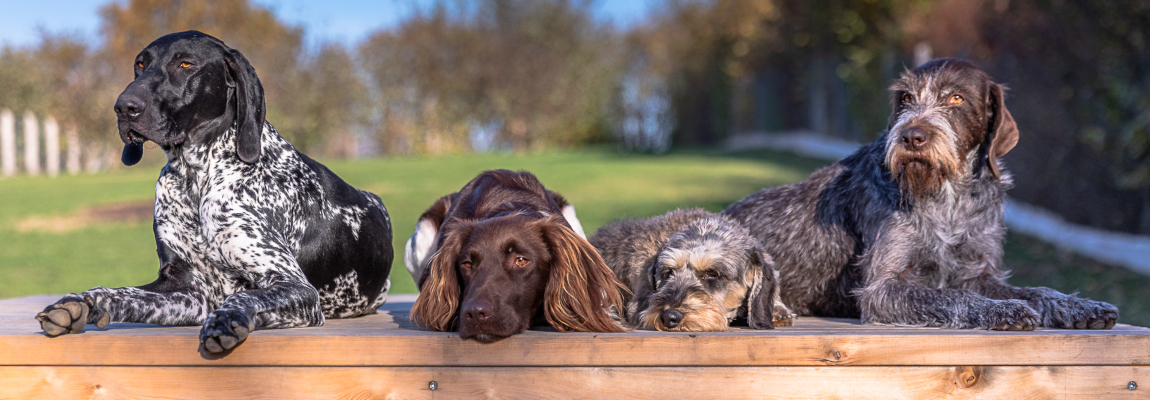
left=2, top=147, right=1147, bottom=326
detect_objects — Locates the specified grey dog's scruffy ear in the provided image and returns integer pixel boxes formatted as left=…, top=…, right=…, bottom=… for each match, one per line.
left=986, top=83, right=1018, bottom=180
left=223, top=48, right=265, bottom=164
left=746, top=250, right=778, bottom=330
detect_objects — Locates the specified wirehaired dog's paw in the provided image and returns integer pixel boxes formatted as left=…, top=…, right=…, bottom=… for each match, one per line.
left=982, top=300, right=1039, bottom=331
left=200, top=309, right=254, bottom=353
left=772, top=305, right=797, bottom=327
left=35, top=293, right=111, bottom=337
left=1047, top=297, right=1118, bottom=330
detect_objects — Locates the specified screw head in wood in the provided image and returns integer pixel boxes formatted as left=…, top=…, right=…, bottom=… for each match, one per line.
left=429, top=381, right=438, bottom=391
left=1130, top=381, right=1138, bottom=390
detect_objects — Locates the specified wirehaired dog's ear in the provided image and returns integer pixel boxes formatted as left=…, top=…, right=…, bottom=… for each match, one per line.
left=223, top=48, right=265, bottom=164
left=410, top=222, right=470, bottom=332
left=538, top=216, right=630, bottom=333
left=986, top=83, right=1018, bottom=179
left=746, top=250, right=779, bottom=330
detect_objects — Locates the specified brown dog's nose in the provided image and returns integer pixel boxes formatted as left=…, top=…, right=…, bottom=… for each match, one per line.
left=900, top=127, right=928, bottom=149
left=660, top=309, right=683, bottom=328
left=114, top=95, right=145, bottom=121
left=463, top=299, right=494, bottom=323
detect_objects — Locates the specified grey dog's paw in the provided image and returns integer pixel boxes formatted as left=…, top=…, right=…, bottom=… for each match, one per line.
left=35, top=294, right=110, bottom=337
left=1049, top=297, right=1119, bottom=330
left=981, top=299, right=1040, bottom=331
left=200, top=309, right=254, bottom=353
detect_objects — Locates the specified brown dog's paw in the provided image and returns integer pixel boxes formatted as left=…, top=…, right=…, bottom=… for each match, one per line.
left=35, top=294, right=109, bottom=337
left=200, top=309, right=254, bottom=353
left=984, top=300, right=1039, bottom=331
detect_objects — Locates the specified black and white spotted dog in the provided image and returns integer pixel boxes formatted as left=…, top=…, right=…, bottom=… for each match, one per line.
left=589, top=208, right=795, bottom=331
left=34, top=31, right=394, bottom=353
left=724, top=58, right=1118, bottom=330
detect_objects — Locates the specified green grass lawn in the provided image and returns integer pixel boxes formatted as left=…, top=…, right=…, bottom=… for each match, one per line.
left=2, top=147, right=1147, bottom=326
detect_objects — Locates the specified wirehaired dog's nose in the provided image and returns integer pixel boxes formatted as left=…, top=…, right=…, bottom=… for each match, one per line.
left=660, top=309, right=683, bottom=328
left=900, top=127, right=928, bottom=149
left=463, top=299, right=494, bottom=323
left=114, top=95, right=145, bottom=121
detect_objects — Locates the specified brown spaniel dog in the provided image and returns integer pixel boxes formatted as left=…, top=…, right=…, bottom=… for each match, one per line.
left=407, top=170, right=627, bottom=342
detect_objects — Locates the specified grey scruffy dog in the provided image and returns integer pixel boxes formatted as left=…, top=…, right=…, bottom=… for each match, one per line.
left=589, top=208, right=795, bottom=331
left=723, top=58, right=1118, bottom=330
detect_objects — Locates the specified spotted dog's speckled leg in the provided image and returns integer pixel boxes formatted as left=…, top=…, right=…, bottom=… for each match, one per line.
left=36, top=259, right=215, bottom=337
left=200, top=276, right=322, bottom=353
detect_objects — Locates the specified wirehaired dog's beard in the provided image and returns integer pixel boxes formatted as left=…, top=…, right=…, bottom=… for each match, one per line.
left=886, top=146, right=959, bottom=200
left=640, top=291, right=730, bottom=332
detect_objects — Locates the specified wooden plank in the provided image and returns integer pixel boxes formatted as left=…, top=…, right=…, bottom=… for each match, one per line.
left=3, top=295, right=1149, bottom=367
left=1, top=366, right=1146, bottom=400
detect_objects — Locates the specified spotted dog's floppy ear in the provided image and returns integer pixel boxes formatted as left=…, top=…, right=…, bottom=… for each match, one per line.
left=745, top=249, right=780, bottom=329
left=985, top=83, right=1018, bottom=180
left=410, top=221, right=471, bottom=332
left=222, top=48, right=265, bottom=164
left=538, top=216, right=630, bottom=333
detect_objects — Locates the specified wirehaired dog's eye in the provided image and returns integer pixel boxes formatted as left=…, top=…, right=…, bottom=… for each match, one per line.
left=460, top=261, right=472, bottom=269
left=180, top=61, right=193, bottom=68
left=702, top=270, right=719, bottom=280
left=949, top=94, right=964, bottom=105
left=902, top=93, right=912, bottom=103
left=513, top=257, right=528, bottom=266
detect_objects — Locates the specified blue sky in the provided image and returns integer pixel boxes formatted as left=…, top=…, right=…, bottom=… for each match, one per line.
left=0, top=0, right=663, bottom=48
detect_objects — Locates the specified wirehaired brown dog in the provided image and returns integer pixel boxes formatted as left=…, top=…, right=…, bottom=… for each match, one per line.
left=407, top=170, right=627, bottom=342
left=589, top=208, right=795, bottom=331
left=724, top=58, right=1118, bottom=330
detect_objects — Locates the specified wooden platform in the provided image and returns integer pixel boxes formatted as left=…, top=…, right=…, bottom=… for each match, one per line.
left=2, top=295, right=1148, bottom=399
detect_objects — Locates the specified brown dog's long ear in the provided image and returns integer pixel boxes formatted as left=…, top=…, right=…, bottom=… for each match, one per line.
left=223, top=48, right=265, bottom=164
left=539, top=216, right=629, bottom=333
left=986, top=83, right=1018, bottom=180
left=410, top=222, right=470, bottom=332
left=745, top=250, right=779, bottom=330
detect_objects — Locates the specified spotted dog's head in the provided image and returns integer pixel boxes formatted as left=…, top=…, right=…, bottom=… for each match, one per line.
left=412, top=213, right=627, bottom=343
left=640, top=216, right=782, bottom=331
left=885, top=58, right=1019, bottom=199
left=114, top=30, right=265, bottom=166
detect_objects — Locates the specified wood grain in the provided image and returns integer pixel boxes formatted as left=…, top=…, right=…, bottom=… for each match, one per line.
left=1, top=366, right=1146, bottom=400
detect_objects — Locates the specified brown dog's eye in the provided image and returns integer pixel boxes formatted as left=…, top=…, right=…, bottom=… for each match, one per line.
left=136, top=62, right=144, bottom=68
left=180, top=62, right=192, bottom=68
left=703, top=270, right=719, bottom=280
left=514, top=257, right=528, bottom=267
left=949, top=94, right=964, bottom=105
left=902, top=93, right=912, bottom=103
left=460, top=261, right=472, bottom=269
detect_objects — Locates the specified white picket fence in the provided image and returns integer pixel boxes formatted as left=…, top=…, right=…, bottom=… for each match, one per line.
left=0, top=108, right=95, bottom=177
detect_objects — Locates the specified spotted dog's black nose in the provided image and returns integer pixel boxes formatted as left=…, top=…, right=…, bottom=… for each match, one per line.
left=900, top=127, right=928, bottom=149
left=660, top=309, right=683, bottom=328
left=114, top=95, right=145, bottom=121
left=463, top=299, right=494, bottom=323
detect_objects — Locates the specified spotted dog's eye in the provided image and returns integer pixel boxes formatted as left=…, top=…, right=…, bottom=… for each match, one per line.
left=180, top=62, right=193, bottom=68
left=949, top=94, right=964, bottom=105
left=901, top=93, right=913, bottom=103
left=514, top=257, right=528, bottom=267
left=460, top=261, right=472, bottom=269
left=703, top=270, right=720, bottom=280
left=136, top=62, right=144, bottom=68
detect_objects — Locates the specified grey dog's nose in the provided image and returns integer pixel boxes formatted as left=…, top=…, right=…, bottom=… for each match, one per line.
left=463, top=299, right=494, bottom=323
left=900, top=127, right=928, bottom=149
left=660, top=309, right=683, bottom=328
left=114, top=95, right=145, bottom=121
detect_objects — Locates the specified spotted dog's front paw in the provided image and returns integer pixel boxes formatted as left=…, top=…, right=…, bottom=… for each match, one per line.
left=35, top=294, right=110, bottom=337
left=1048, top=297, right=1119, bottom=330
left=982, top=299, right=1040, bottom=331
left=200, top=309, right=254, bottom=353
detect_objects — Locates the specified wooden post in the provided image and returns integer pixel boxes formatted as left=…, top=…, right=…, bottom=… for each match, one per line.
left=23, top=111, right=40, bottom=176
left=44, top=116, right=59, bottom=177
left=0, top=109, right=14, bottom=177
left=65, top=125, right=81, bottom=175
